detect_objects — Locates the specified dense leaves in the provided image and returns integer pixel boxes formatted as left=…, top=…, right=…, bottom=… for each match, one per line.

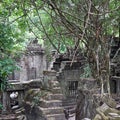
left=0, top=2, right=23, bottom=91
left=0, top=0, right=119, bottom=94
left=0, top=23, right=17, bottom=91
left=40, top=0, right=120, bottom=94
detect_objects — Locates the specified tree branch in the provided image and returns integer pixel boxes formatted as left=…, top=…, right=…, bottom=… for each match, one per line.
left=32, top=1, right=60, bottom=53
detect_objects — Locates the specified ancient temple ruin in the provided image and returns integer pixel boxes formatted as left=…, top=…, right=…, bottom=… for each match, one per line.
left=0, top=37, right=120, bottom=120
left=9, top=39, right=47, bottom=82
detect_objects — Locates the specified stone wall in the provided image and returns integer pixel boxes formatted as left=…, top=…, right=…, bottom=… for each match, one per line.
left=57, top=61, right=84, bottom=98
left=110, top=37, right=120, bottom=96
left=19, top=54, right=46, bottom=81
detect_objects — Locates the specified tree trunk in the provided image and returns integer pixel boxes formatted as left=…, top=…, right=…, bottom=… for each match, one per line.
left=76, top=89, right=97, bottom=120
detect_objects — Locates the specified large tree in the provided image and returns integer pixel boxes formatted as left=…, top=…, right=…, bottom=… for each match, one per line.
left=21, top=0, right=119, bottom=95
left=0, top=0, right=120, bottom=95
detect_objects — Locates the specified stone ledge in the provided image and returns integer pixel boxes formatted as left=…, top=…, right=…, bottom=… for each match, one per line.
left=7, top=79, right=43, bottom=91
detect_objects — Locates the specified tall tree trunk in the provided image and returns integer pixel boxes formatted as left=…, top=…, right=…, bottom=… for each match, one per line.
left=87, top=37, right=111, bottom=95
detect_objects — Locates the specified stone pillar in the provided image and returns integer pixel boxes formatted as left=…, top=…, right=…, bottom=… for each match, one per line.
left=18, top=91, right=24, bottom=107
left=110, top=76, right=120, bottom=96
left=2, top=91, right=8, bottom=114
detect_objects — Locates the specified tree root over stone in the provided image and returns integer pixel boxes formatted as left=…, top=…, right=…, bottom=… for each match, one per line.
left=76, top=88, right=119, bottom=120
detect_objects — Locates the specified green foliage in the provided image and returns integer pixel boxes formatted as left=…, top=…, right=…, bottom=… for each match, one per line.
left=0, top=58, right=18, bottom=91
left=0, top=17, right=21, bottom=91
left=0, top=0, right=119, bottom=91
left=0, top=23, right=14, bottom=91
left=80, top=64, right=92, bottom=78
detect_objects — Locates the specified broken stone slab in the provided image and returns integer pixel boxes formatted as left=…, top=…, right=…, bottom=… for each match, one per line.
left=11, top=105, right=19, bottom=110
left=92, top=93, right=117, bottom=108
left=108, top=113, right=120, bottom=120
left=96, top=103, right=120, bottom=116
left=95, top=103, right=120, bottom=120
left=101, top=94, right=117, bottom=108
left=17, top=115, right=27, bottom=120
left=96, top=104, right=110, bottom=120
left=108, top=112, right=120, bottom=117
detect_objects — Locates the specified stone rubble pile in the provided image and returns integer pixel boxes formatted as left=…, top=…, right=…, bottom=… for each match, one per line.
left=94, top=103, right=120, bottom=120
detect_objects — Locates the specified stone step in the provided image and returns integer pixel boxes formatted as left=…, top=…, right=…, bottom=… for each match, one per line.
left=17, top=115, right=26, bottom=120
left=64, top=105, right=76, bottom=110
left=46, top=113, right=66, bottom=120
left=45, top=94, right=64, bottom=100
left=15, top=107, right=24, bottom=111
left=40, top=100, right=62, bottom=108
left=62, top=98, right=77, bottom=102
left=64, top=107, right=76, bottom=115
left=0, top=114, right=18, bottom=120
left=40, top=107, right=64, bottom=115
left=15, top=107, right=25, bottom=115
left=52, top=87, right=62, bottom=94
left=62, top=99, right=76, bottom=106
left=40, top=104, right=76, bottom=115
left=62, top=102, right=76, bottom=107
left=63, top=105, right=76, bottom=116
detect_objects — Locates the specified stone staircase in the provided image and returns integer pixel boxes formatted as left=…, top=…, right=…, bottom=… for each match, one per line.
left=0, top=70, right=76, bottom=120
left=40, top=70, right=77, bottom=120
left=0, top=107, right=25, bottom=120
left=8, top=82, right=66, bottom=120
left=39, top=72, right=66, bottom=120
left=0, top=114, right=17, bottom=120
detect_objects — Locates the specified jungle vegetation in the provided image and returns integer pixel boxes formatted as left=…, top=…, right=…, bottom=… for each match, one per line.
left=0, top=0, right=120, bottom=95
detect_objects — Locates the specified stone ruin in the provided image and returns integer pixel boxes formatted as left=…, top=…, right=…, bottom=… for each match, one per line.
left=0, top=45, right=87, bottom=119
left=9, top=39, right=47, bottom=82
left=0, top=39, right=48, bottom=119
left=0, top=37, right=119, bottom=120
left=75, top=37, right=120, bottom=120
